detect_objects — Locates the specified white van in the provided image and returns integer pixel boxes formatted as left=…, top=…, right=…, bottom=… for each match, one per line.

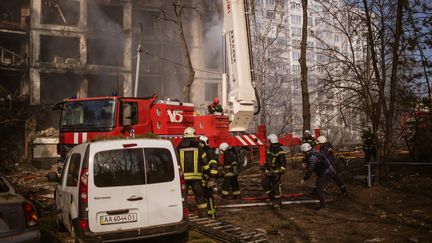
left=48, top=138, right=188, bottom=242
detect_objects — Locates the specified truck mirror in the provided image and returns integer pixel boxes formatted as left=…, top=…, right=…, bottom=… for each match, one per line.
left=121, top=103, right=132, bottom=126
left=47, top=172, right=60, bottom=183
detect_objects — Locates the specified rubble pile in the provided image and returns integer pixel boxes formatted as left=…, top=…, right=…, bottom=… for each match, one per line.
left=6, top=164, right=57, bottom=214
left=37, top=127, right=59, bottom=137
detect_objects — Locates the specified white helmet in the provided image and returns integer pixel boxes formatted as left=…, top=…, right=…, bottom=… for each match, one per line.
left=304, top=130, right=311, bottom=135
left=183, top=127, right=195, bottom=138
left=267, top=134, right=279, bottom=144
left=300, top=143, right=312, bottom=152
left=198, top=135, right=209, bottom=146
left=219, top=142, right=229, bottom=152
left=316, top=136, right=327, bottom=144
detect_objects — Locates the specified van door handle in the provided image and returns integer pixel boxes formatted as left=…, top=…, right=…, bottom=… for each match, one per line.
left=107, top=209, right=129, bottom=215
left=127, top=196, right=143, bottom=201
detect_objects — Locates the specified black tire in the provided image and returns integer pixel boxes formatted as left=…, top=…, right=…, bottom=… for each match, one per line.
left=240, top=149, right=251, bottom=169
left=166, top=231, right=189, bottom=243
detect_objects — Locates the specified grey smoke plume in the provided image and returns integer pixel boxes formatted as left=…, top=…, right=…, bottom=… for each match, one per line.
left=202, top=12, right=223, bottom=71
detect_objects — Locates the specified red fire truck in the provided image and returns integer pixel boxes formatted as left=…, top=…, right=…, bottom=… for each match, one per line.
left=56, top=94, right=302, bottom=165
left=55, top=0, right=305, bottom=167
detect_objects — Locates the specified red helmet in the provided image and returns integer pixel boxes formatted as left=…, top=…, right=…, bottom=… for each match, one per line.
left=213, top=98, right=219, bottom=104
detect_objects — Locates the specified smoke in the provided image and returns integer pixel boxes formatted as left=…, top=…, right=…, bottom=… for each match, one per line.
left=202, top=12, right=223, bottom=70
left=87, top=2, right=125, bottom=67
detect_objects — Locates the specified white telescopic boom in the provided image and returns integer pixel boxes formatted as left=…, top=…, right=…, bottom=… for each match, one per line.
left=222, top=0, right=256, bottom=132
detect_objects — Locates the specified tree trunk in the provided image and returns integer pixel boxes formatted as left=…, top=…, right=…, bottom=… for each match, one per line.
left=386, top=0, right=405, bottom=157
left=300, top=0, right=311, bottom=132
left=363, top=0, right=385, bottom=132
left=174, top=0, right=195, bottom=102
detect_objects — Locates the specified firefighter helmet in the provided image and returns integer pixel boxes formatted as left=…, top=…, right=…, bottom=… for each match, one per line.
left=183, top=127, right=196, bottom=138
left=219, top=142, right=229, bottom=152
left=304, top=130, right=311, bottom=135
left=316, top=136, right=327, bottom=144
left=300, top=143, right=312, bottom=152
left=213, top=97, right=219, bottom=104
left=362, top=127, right=370, bottom=133
left=267, top=134, right=279, bottom=144
left=198, top=135, right=209, bottom=146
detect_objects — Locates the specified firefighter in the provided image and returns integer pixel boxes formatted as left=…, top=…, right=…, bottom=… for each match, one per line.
left=362, top=127, right=377, bottom=164
left=300, top=143, right=336, bottom=210
left=302, top=130, right=316, bottom=148
left=219, top=142, right=241, bottom=199
left=198, top=135, right=219, bottom=218
left=261, top=134, right=287, bottom=208
left=178, top=127, right=208, bottom=218
left=316, top=136, right=348, bottom=197
left=208, top=97, right=223, bottom=114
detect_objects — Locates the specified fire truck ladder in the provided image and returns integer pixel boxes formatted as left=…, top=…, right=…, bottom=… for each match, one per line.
left=188, top=214, right=269, bottom=243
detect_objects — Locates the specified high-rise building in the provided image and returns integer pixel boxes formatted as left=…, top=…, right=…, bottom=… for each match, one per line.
left=252, top=0, right=366, bottom=142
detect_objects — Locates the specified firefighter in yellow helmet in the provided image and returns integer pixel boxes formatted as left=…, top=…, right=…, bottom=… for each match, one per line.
left=198, top=135, right=219, bottom=218
left=261, top=134, right=287, bottom=208
left=178, top=127, right=208, bottom=217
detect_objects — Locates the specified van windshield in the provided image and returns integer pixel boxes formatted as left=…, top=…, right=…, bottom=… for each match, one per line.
left=60, top=99, right=116, bottom=132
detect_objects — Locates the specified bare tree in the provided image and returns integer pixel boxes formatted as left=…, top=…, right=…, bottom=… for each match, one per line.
left=250, top=0, right=293, bottom=133
left=160, top=0, right=195, bottom=102
left=300, top=0, right=311, bottom=132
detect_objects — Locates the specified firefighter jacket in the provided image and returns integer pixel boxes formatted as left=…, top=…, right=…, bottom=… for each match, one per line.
left=202, top=146, right=219, bottom=187
left=303, top=150, right=335, bottom=181
left=302, top=135, right=316, bottom=147
left=222, top=148, right=239, bottom=177
left=362, top=131, right=376, bottom=151
left=208, top=103, right=223, bottom=114
left=319, top=142, right=336, bottom=166
left=178, top=138, right=208, bottom=181
left=263, top=144, right=287, bottom=176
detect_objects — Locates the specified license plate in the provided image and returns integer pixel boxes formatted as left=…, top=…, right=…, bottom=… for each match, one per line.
left=99, top=213, right=137, bottom=225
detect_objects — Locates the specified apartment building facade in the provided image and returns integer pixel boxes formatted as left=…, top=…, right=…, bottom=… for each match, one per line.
left=0, top=0, right=221, bottom=127
left=252, top=0, right=365, bottom=143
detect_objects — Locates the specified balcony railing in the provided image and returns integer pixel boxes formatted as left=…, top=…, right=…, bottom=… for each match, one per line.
left=0, top=46, right=25, bottom=67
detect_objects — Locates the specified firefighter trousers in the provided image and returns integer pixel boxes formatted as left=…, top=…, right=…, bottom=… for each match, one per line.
left=203, top=187, right=216, bottom=218
left=185, top=179, right=207, bottom=217
left=262, top=175, right=282, bottom=205
left=221, top=176, right=240, bottom=198
left=316, top=174, right=333, bottom=208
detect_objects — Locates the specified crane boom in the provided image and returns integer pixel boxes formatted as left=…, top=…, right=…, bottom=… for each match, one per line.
left=223, top=0, right=256, bottom=132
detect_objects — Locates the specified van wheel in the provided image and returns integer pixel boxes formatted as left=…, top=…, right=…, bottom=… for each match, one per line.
left=240, top=149, right=250, bottom=169
left=166, top=231, right=189, bottom=243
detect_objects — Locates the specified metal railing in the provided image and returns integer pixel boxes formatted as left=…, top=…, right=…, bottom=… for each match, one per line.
left=0, top=46, right=25, bottom=66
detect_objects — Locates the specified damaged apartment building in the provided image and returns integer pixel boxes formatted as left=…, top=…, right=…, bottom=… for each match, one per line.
left=1, top=0, right=221, bottom=125
left=0, top=0, right=221, bottom=161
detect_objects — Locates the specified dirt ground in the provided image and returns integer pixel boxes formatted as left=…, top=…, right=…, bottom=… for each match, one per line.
left=3, top=152, right=432, bottom=243
left=215, top=155, right=432, bottom=243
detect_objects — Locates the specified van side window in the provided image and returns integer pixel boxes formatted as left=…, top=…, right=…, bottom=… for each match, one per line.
left=94, top=148, right=145, bottom=187
left=145, top=148, right=175, bottom=184
left=66, top=154, right=81, bottom=187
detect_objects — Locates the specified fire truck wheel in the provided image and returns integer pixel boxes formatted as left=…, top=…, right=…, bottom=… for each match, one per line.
left=240, top=149, right=250, bottom=169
